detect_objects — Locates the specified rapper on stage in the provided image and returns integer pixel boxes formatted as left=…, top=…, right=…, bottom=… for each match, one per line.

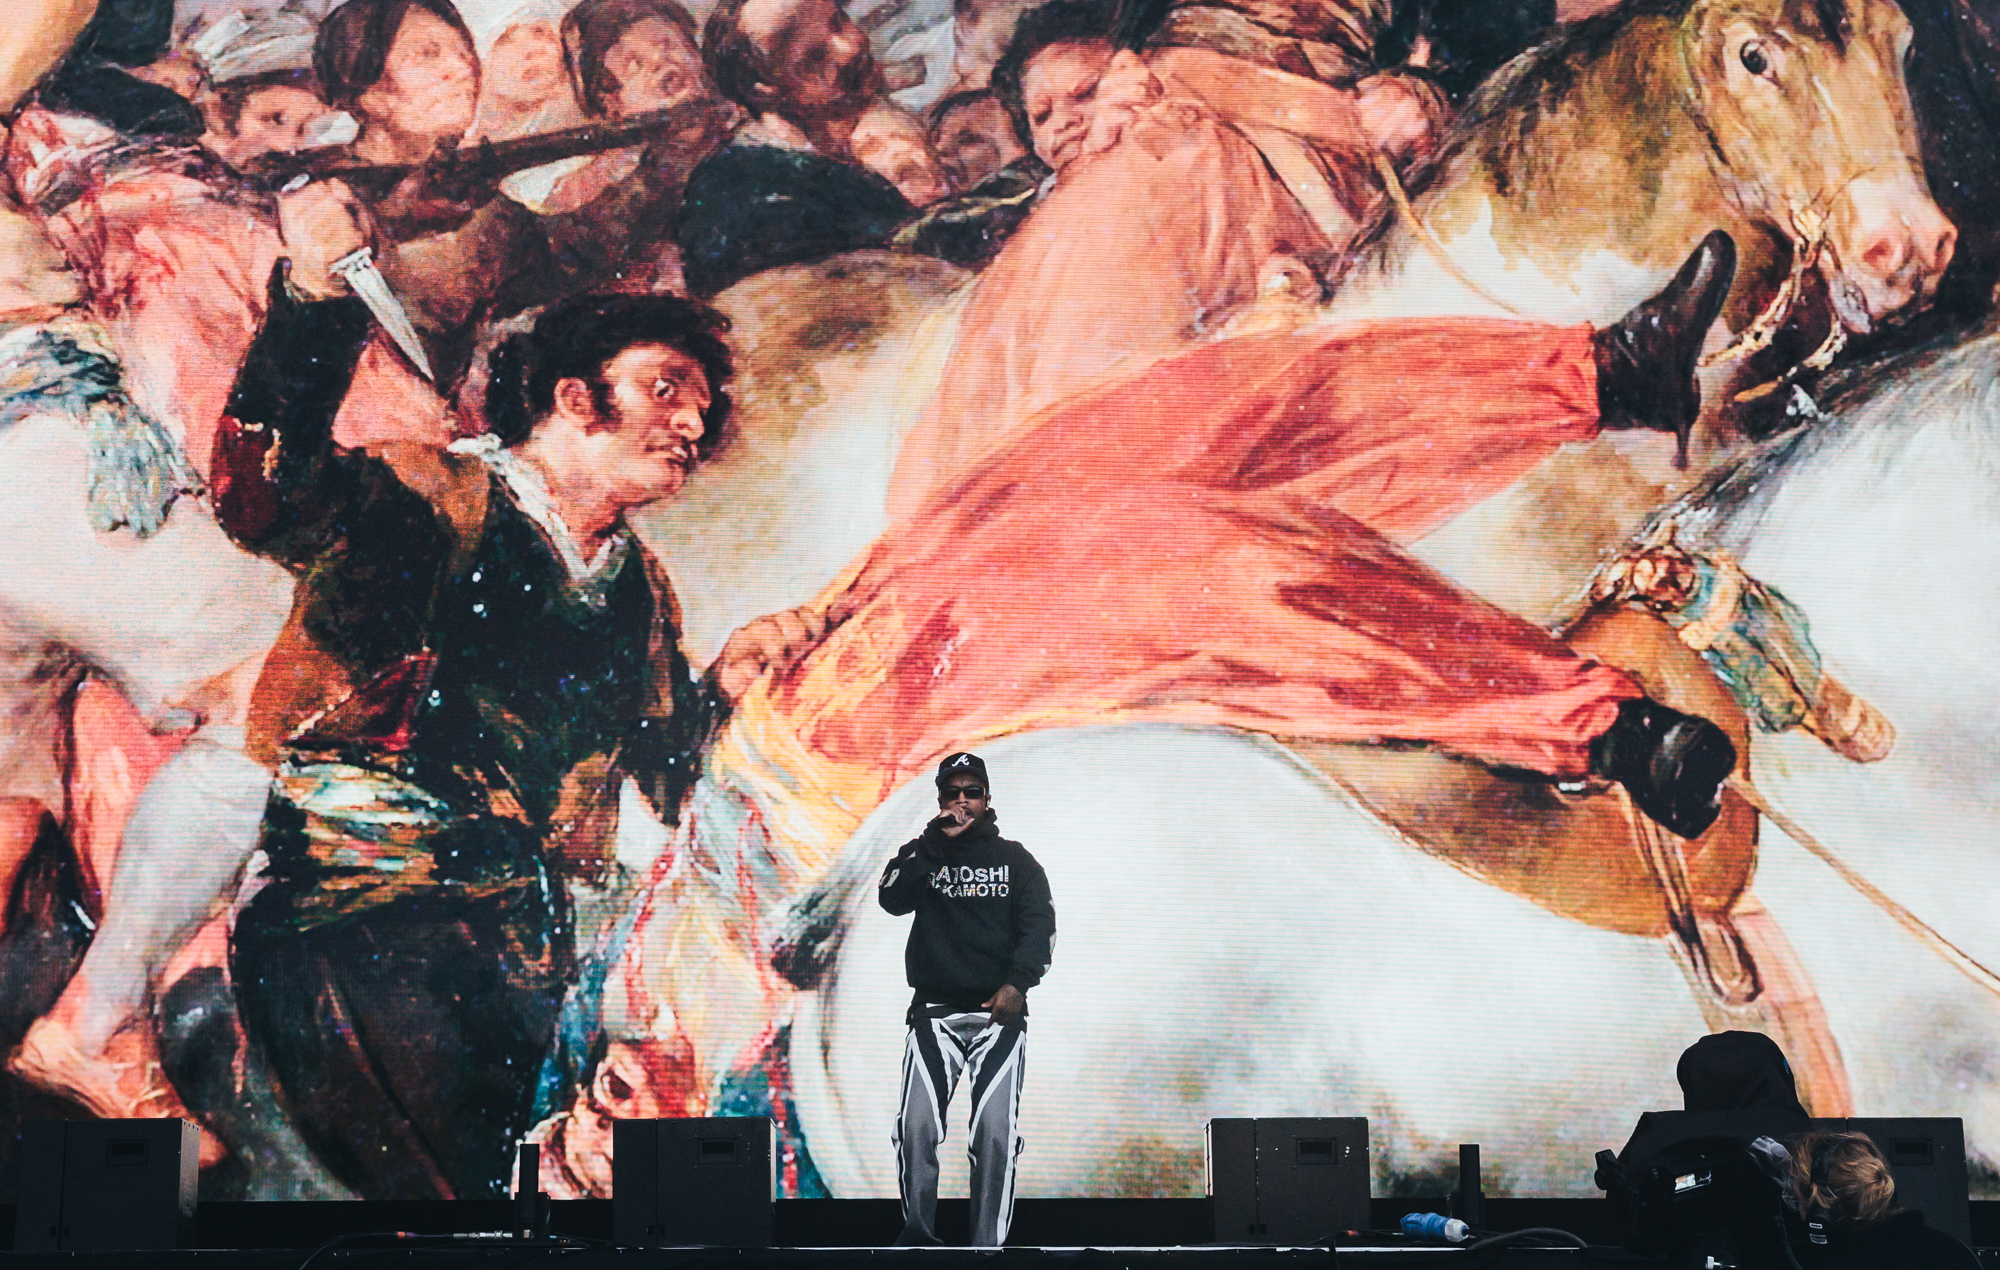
left=878, top=752, right=1056, bottom=1246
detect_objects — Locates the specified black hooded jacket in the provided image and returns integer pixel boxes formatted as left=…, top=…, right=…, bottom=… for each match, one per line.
left=1618, top=1031, right=1814, bottom=1170
left=878, top=810, right=1055, bottom=1013
left=1601, top=1033, right=1816, bottom=1261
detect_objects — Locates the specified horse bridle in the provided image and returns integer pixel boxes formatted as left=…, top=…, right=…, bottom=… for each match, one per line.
left=1671, top=8, right=1930, bottom=398
left=1378, top=4, right=1876, bottom=391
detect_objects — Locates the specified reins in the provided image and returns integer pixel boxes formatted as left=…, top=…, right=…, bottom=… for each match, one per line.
left=1669, top=14, right=1862, bottom=401
left=1372, top=149, right=1846, bottom=403
left=1370, top=151, right=1533, bottom=318
left=1696, top=199, right=1853, bottom=403
left=1726, top=773, right=2000, bottom=1002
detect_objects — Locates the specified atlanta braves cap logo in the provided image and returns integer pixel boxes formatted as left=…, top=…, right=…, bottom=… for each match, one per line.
left=935, top=750, right=988, bottom=786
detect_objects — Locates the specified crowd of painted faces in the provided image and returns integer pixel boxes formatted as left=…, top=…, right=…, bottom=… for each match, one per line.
left=7, top=0, right=1518, bottom=365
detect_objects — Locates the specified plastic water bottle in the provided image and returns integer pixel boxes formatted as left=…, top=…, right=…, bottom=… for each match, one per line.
left=1400, top=1213, right=1472, bottom=1243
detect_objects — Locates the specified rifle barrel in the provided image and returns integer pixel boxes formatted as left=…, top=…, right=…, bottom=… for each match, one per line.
left=243, top=103, right=729, bottom=192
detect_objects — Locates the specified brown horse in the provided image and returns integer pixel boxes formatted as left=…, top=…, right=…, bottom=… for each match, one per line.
left=646, top=0, right=1957, bottom=649
left=1309, top=0, right=1956, bottom=624
left=1335, top=0, right=1953, bottom=336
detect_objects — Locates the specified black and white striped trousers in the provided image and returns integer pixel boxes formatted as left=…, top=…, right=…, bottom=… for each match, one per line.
left=893, top=1004, right=1027, bottom=1246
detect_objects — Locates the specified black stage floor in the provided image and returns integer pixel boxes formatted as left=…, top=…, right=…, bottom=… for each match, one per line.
left=4, top=1201, right=2000, bottom=1269
left=7, top=1199, right=1616, bottom=1252
left=0, top=1245, right=1667, bottom=1269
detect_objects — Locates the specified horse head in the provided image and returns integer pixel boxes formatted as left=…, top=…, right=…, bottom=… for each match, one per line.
left=1678, top=0, right=1955, bottom=331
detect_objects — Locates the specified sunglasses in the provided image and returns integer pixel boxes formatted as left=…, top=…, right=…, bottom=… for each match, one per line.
left=939, top=785, right=987, bottom=802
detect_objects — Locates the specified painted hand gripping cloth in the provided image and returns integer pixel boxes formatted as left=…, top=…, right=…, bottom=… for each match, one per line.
left=1, top=0, right=1997, bottom=1208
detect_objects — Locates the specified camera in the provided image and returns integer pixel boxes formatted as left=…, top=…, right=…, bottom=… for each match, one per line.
left=1596, top=1134, right=1805, bottom=1269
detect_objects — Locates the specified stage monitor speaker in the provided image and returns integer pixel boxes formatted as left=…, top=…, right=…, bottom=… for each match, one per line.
left=1207, top=1117, right=1369, bottom=1243
left=612, top=1116, right=775, bottom=1247
left=12, top=1119, right=200, bottom=1251
left=1810, top=1116, right=1969, bottom=1246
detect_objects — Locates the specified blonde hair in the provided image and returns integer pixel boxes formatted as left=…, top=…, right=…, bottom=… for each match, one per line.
left=1788, top=1132, right=1900, bottom=1228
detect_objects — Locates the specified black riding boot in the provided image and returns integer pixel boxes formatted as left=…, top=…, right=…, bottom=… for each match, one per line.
left=1589, top=698, right=1738, bottom=839
left=1593, top=230, right=1738, bottom=466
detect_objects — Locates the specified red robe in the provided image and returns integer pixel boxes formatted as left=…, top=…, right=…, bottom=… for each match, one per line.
left=775, top=317, right=1641, bottom=785
left=888, top=100, right=1342, bottom=520
left=887, top=53, right=1448, bottom=522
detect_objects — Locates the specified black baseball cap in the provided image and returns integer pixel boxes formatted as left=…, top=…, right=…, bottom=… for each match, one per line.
left=935, top=751, right=989, bottom=789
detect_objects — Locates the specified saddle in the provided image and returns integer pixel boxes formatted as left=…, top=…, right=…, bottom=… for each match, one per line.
left=1296, top=606, right=1757, bottom=945
left=1291, top=538, right=1887, bottom=1115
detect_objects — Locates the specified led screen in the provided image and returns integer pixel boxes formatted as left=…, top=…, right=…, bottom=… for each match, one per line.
left=3, top=0, right=1996, bottom=1212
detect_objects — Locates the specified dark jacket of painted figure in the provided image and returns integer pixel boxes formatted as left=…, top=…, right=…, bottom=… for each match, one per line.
left=676, top=138, right=915, bottom=296
left=211, top=264, right=711, bottom=1201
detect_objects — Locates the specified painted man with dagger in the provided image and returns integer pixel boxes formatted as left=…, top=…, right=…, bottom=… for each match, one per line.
left=0, top=0, right=909, bottom=1154
left=206, top=171, right=838, bottom=1200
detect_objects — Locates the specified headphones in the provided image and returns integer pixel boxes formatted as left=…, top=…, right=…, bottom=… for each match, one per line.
left=1780, top=1139, right=1838, bottom=1254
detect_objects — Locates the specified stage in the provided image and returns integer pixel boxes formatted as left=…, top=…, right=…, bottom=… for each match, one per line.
left=0, top=1244, right=1670, bottom=1269
left=5, top=1200, right=2000, bottom=1267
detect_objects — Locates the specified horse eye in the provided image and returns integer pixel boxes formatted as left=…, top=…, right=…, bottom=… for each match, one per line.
left=1740, top=40, right=1770, bottom=76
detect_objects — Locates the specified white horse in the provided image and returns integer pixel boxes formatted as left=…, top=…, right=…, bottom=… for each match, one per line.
left=1681, top=329, right=2000, bottom=1164
left=790, top=724, right=1703, bottom=1200
left=786, top=324, right=2000, bottom=1199
left=0, top=351, right=295, bottom=1138
left=594, top=0, right=1972, bottom=1202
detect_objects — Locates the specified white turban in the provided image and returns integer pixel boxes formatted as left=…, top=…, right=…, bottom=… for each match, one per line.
left=183, top=6, right=320, bottom=82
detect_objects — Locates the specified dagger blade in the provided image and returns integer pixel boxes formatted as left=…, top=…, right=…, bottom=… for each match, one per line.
left=330, top=246, right=434, bottom=382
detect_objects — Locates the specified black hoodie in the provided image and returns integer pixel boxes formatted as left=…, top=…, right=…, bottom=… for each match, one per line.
left=1616, top=1031, right=1813, bottom=1170
left=877, top=810, right=1055, bottom=1013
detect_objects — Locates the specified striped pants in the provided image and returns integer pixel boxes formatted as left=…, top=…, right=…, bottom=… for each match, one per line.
left=894, top=1005, right=1027, bottom=1246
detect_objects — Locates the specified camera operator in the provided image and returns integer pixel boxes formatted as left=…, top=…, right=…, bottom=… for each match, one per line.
left=1785, top=1131, right=1978, bottom=1269
left=1598, top=1032, right=1814, bottom=1267
left=1617, top=1031, right=1813, bottom=1166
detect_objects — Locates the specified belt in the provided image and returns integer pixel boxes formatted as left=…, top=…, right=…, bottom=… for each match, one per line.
left=266, top=761, right=543, bottom=929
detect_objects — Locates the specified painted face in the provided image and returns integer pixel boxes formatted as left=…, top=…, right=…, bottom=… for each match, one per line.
left=359, top=6, right=479, bottom=140
left=601, top=15, right=710, bottom=116
left=226, top=85, right=334, bottom=159
left=948, top=0, right=1037, bottom=88
left=739, top=0, right=880, bottom=119
left=932, top=92, right=1024, bottom=190
left=1018, top=38, right=1113, bottom=171
left=849, top=105, right=951, bottom=204
left=582, top=343, right=714, bottom=507
left=132, top=53, right=209, bottom=103
left=484, top=20, right=568, bottom=110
